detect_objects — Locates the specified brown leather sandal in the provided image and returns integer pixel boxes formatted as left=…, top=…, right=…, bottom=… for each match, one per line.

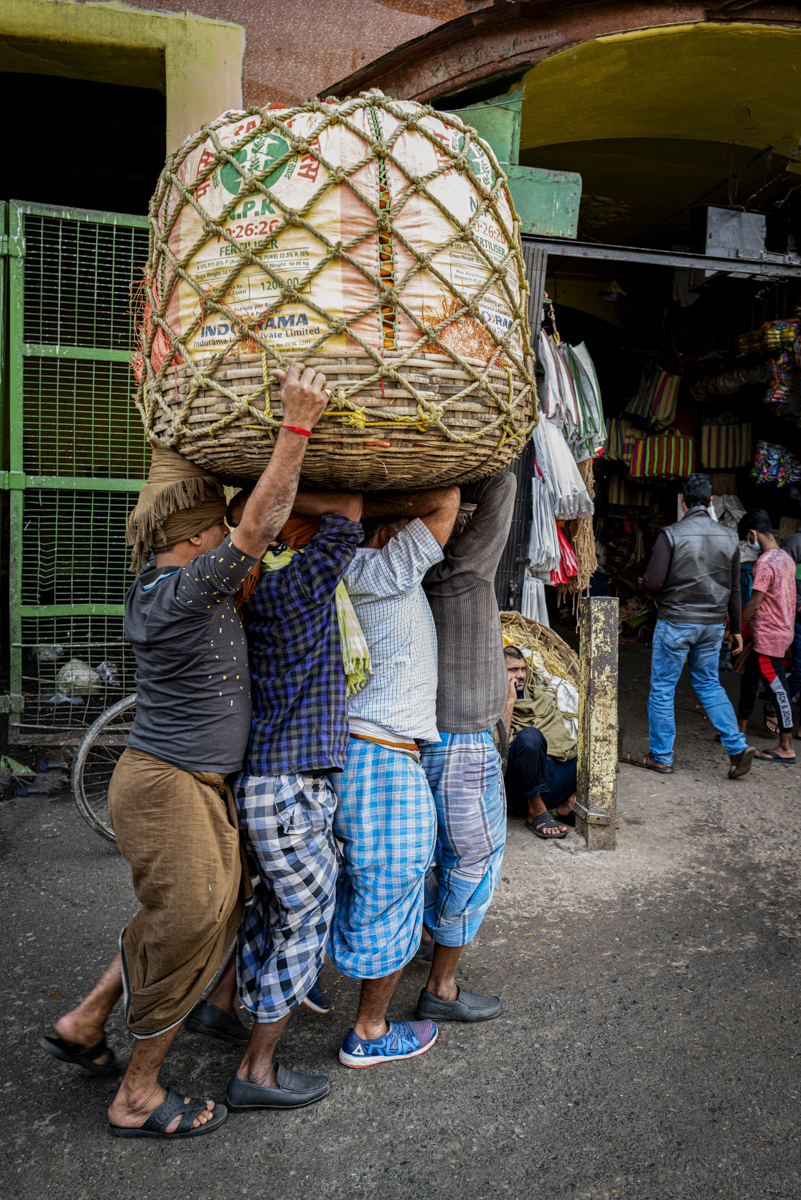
left=619, top=752, right=673, bottom=774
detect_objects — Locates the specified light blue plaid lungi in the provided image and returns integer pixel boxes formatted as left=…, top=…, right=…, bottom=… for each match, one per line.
left=330, top=739, right=437, bottom=979
left=234, top=773, right=338, bottom=1022
left=419, top=731, right=506, bottom=947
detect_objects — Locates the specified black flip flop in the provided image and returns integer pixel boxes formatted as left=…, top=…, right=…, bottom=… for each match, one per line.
left=40, top=1034, right=121, bottom=1076
left=753, top=749, right=797, bottom=765
left=109, top=1088, right=227, bottom=1139
left=525, top=812, right=567, bottom=839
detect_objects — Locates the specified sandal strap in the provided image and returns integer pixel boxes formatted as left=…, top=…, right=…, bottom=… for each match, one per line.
left=176, top=1099, right=209, bottom=1133
left=532, top=812, right=561, bottom=830
left=141, top=1088, right=207, bottom=1135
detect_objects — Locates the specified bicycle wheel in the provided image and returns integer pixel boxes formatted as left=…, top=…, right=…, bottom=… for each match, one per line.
left=72, top=694, right=137, bottom=844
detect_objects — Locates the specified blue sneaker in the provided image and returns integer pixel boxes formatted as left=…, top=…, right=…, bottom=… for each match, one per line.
left=339, top=1019, right=438, bottom=1068
left=302, top=981, right=331, bottom=1014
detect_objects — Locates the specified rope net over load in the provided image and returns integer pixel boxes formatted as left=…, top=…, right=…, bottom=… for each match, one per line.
left=133, top=91, right=538, bottom=489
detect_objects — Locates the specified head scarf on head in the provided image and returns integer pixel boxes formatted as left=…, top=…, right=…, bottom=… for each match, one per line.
left=126, top=446, right=227, bottom=573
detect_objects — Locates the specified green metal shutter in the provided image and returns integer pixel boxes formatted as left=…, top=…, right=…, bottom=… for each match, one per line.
left=1, top=200, right=149, bottom=744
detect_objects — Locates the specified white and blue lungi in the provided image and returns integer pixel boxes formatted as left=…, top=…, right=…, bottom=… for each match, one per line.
left=234, top=772, right=338, bottom=1022
left=330, top=738, right=437, bottom=979
left=419, top=730, right=506, bottom=947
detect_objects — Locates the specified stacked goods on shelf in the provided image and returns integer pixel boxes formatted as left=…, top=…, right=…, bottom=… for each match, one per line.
left=133, top=93, right=537, bottom=489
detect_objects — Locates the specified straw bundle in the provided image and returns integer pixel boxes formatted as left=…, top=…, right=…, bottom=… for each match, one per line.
left=558, top=458, right=598, bottom=610
left=500, top=610, right=579, bottom=688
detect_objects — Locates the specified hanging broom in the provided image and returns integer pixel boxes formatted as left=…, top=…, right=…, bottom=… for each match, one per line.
left=557, top=459, right=598, bottom=612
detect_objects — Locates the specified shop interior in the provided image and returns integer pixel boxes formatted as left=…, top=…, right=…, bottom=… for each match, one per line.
left=532, top=206, right=801, bottom=643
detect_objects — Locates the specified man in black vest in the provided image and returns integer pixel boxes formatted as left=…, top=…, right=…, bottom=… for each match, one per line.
left=622, top=472, right=755, bottom=780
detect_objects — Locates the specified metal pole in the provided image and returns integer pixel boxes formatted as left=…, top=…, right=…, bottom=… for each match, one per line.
left=574, top=595, right=618, bottom=851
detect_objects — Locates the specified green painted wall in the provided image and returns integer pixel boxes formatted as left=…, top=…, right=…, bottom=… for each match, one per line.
left=450, top=90, right=581, bottom=239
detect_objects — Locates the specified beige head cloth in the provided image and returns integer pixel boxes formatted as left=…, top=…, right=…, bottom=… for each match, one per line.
left=127, top=447, right=227, bottom=573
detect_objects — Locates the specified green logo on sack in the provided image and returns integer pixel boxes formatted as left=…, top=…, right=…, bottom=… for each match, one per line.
left=457, top=135, right=495, bottom=190
left=221, top=131, right=291, bottom=196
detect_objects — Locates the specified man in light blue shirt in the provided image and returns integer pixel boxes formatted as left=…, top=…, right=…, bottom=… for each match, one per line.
left=331, top=486, right=460, bottom=1069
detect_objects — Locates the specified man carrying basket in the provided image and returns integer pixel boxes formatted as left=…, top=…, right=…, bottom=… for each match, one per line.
left=41, top=363, right=329, bottom=1138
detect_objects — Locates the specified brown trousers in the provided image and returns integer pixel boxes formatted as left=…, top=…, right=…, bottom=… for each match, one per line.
left=108, top=747, right=248, bottom=1037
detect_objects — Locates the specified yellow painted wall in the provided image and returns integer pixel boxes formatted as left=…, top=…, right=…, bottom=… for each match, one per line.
left=520, top=22, right=801, bottom=162
left=1, top=0, right=245, bottom=150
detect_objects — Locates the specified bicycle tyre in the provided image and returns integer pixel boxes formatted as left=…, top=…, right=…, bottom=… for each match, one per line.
left=72, top=693, right=137, bottom=845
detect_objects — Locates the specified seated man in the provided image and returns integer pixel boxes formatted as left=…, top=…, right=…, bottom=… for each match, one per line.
left=502, top=646, right=577, bottom=839
left=331, top=486, right=461, bottom=1068
left=221, top=488, right=363, bottom=1111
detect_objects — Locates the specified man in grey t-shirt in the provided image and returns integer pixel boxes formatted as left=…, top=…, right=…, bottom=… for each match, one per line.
left=42, top=363, right=331, bottom=1139
left=416, top=471, right=515, bottom=1024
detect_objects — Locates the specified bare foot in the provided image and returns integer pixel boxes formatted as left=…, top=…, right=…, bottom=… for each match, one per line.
left=54, top=1011, right=115, bottom=1068
left=554, top=792, right=576, bottom=820
left=109, top=1086, right=215, bottom=1133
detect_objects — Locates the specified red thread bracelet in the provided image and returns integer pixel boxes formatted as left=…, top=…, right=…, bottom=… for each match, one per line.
left=281, top=423, right=313, bottom=437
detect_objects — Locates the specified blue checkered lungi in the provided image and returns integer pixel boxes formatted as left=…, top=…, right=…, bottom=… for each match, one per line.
left=330, top=739, right=437, bottom=979
left=419, top=731, right=506, bottom=947
left=234, top=773, right=338, bottom=1021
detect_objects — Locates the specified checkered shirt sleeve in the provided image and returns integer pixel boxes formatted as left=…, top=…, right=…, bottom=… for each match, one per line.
left=245, top=515, right=362, bottom=775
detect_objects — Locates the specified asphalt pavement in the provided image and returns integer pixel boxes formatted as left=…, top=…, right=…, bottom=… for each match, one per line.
left=1, top=642, right=799, bottom=1199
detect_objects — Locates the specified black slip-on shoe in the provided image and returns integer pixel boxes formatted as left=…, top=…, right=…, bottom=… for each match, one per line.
left=184, top=1000, right=250, bottom=1045
left=225, top=1063, right=330, bottom=1111
left=415, top=985, right=502, bottom=1023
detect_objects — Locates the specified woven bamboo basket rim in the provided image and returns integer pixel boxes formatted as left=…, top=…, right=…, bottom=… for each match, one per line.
left=500, top=611, right=579, bottom=688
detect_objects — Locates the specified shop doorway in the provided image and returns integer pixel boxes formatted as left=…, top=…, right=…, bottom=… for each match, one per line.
left=532, top=243, right=801, bottom=637
left=0, top=71, right=166, bottom=216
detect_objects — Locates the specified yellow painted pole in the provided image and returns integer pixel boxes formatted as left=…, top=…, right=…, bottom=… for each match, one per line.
left=575, top=595, right=618, bottom=851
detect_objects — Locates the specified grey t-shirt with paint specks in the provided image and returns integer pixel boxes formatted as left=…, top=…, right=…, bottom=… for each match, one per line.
left=125, top=535, right=258, bottom=775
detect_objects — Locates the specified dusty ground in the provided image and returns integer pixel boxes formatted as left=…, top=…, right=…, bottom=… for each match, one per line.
left=1, top=642, right=799, bottom=1199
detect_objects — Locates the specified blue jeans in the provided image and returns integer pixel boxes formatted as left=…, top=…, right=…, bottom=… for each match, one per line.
left=788, top=613, right=801, bottom=701
left=648, top=620, right=747, bottom=764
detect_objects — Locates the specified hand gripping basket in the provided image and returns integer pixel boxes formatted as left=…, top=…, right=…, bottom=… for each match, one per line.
left=134, top=91, right=538, bottom=489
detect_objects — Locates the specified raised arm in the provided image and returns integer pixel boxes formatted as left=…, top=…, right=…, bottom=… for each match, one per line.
left=425, top=472, right=516, bottom=585
left=230, top=363, right=329, bottom=559
left=292, top=490, right=363, bottom=523
left=363, top=485, right=461, bottom=547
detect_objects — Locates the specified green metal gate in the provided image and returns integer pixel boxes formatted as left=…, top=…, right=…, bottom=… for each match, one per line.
left=1, top=200, right=149, bottom=744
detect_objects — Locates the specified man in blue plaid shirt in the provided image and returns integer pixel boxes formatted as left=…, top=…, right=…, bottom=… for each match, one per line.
left=221, top=488, right=363, bottom=1112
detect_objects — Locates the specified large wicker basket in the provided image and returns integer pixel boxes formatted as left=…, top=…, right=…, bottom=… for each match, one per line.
left=135, top=93, right=537, bottom=489
left=149, top=350, right=533, bottom=488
